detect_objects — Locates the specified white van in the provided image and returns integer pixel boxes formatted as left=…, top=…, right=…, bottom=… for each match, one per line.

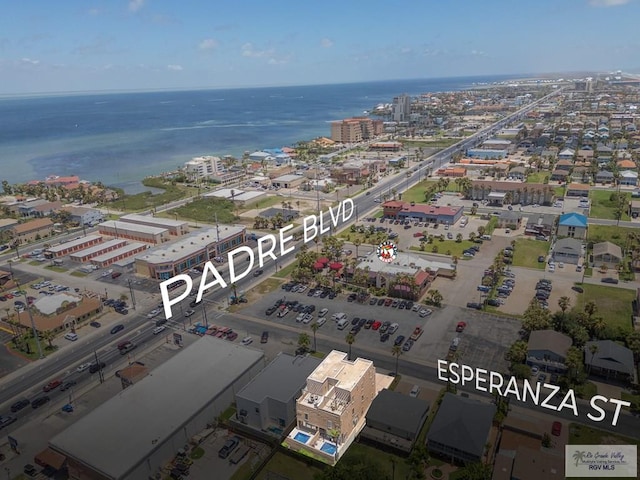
left=337, top=318, right=349, bottom=330
left=480, top=234, right=492, bottom=241
left=409, top=385, right=420, bottom=398
left=332, top=312, right=347, bottom=322
left=64, top=332, right=78, bottom=341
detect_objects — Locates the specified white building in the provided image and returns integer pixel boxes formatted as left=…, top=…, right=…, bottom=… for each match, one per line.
left=392, top=94, right=411, bottom=123
left=184, top=156, right=224, bottom=179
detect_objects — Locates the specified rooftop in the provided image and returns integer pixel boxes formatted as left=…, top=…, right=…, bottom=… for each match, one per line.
left=99, top=220, right=167, bottom=236
left=69, top=238, right=127, bottom=258
left=559, top=212, right=587, bottom=227
left=365, top=389, right=429, bottom=434
left=308, top=350, right=372, bottom=393
left=33, top=293, right=83, bottom=316
left=91, top=242, right=147, bottom=263
left=120, top=213, right=187, bottom=228
left=135, top=226, right=245, bottom=264
left=47, top=235, right=103, bottom=254
left=528, top=330, right=572, bottom=356
left=236, top=352, right=322, bottom=404
left=49, top=336, right=264, bottom=480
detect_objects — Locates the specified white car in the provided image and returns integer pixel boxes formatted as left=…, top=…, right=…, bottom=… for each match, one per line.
left=296, top=313, right=306, bottom=322
left=77, top=363, right=92, bottom=373
left=419, top=308, right=433, bottom=318
left=303, top=313, right=314, bottom=324
left=241, top=336, right=253, bottom=345
left=152, top=326, right=166, bottom=335
left=316, top=317, right=327, bottom=327
left=147, top=309, right=161, bottom=318
left=318, top=308, right=329, bottom=318
left=388, top=323, right=399, bottom=334
left=411, top=304, right=421, bottom=312
left=184, top=309, right=195, bottom=317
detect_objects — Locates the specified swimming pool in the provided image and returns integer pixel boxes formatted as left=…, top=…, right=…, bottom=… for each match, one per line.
left=320, top=442, right=337, bottom=455
left=294, top=432, right=311, bottom=444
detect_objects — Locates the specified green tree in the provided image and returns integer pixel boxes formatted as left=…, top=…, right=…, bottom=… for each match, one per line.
left=392, top=344, right=402, bottom=377
left=345, top=333, right=355, bottom=361
left=297, top=333, right=311, bottom=352
left=310, top=322, right=320, bottom=353
left=457, top=462, right=492, bottom=480
left=505, top=340, right=528, bottom=364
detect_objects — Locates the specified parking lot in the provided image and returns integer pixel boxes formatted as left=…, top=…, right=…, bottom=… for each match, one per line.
left=237, top=283, right=521, bottom=371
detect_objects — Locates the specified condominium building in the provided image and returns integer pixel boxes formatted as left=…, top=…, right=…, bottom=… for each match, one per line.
left=284, top=350, right=392, bottom=465
left=330, top=117, right=383, bottom=143
left=392, top=94, right=411, bottom=122
left=184, top=156, right=224, bottom=179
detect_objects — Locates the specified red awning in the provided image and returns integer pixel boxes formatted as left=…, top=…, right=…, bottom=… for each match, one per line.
left=329, top=262, right=343, bottom=270
left=313, top=261, right=325, bottom=270
left=317, top=257, right=330, bottom=265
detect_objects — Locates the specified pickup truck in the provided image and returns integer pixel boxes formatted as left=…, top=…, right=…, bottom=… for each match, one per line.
left=410, top=327, right=423, bottom=341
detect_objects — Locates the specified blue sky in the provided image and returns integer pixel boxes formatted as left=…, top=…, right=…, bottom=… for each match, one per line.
left=1, top=0, right=639, bottom=94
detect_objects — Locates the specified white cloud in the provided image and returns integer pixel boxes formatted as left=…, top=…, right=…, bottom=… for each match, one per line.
left=241, top=42, right=274, bottom=58
left=589, top=0, right=631, bottom=6
left=167, top=64, right=183, bottom=71
left=128, top=0, right=145, bottom=13
left=21, top=57, right=40, bottom=65
left=320, top=38, right=333, bottom=48
left=470, top=50, right=487, bottom=56
left=198, top=38, right=219, bottom=51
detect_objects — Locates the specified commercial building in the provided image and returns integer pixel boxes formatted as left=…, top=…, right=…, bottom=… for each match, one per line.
left=382, top=201, right=463, bottom=225
left=134, top=225, right=246, bottom=280
left=90, top=242, right=148, bottom=268
left=467, top=181, right=554, bottom=206
left=22, top=293, right=103, bottom=333
left=284, top=350, right=392, bottom=465
left=48, top=336, right=264, bottom=480
left=271, top=174, right=305, bottom=189
left=119, top=213, right=189, bottom=237
left=98, top=220, right=170, bottom=245
left=234, top=353, right=322, bottom=434
left=69, top=239, right=128, bottom=263
left=361, top=389, right=430, bottom=452
left=45, top=235, right=104, bottom=258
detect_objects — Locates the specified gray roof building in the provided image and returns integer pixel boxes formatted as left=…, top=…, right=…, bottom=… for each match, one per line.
left=235, top=353, right=322, bottom=433
left=527, top=330, right=572, bottom=372
left=362, top=389, right=430, bottom=452
left=427, top=393, right=495, bottom=464
left=584, top=340, right=636, bottom=379
left=49, top=336, right=264, bottom=480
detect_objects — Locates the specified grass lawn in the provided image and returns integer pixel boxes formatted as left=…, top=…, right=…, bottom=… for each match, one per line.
left=402, top=138, right=459, bottom=148
left=569, top=422, right=640, bottom=447
left=512, top=239, right=549, bottom=269
left=340, top=443, right=413, bottom=480
left=274, top=260, right=298, bottom=279
left=573, top=283, right=635, bottom=335
left=169, top=197, right=237, bottom=224
left=526, top=172, right=550, bottom=183
left=554, top=186, right=566, bottom=197
left=621, top=391, right=640, bottom=411
left=589, top=189, right=631, bottom=221
left=587, top=224, right=636, bottom=248
left=254, top=452, right=323, bottom=480
left=119, top=178, right=192, bottom=211
left=70, top=271, right=88, bottom=277
left=400, top=180, right=437, bottom=204
left=243, top=195, right=288, bottom=212
left=410, top=239, right=474, bottom=258
left=338, top=230, right=388, bottom=246
left=45, top=265, right=67, bottom=273
left=7, top=336, right=57, bottom=360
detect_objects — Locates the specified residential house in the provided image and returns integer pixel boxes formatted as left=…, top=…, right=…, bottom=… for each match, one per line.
left=570, top=166, right=590, bottom=184
left=557, top=148, right=575, bottom=160
left=284, top=350, right=392, bottom=465
left=553, top=237, right=583, bottom=265
left=497, top=211, right=523, bottom=229
left=550, top=169, right=569, bottom=182
left=617, top=159, right=637, bottom=171
left=234, top=353, right=322, bottom=434
left=426, top=393, right=496, bottom=465
left=507, top=166, right=526, bottom=181
left=60, top=206, right=104, bottom=226
left=620, top=170, right=638, bottom=186
left=527, top=330, right=573, bottom=373
left=576, top=149, right=594, bottom=162
left=17, top=200, right=62, bottom=218
left=595, top=170, right=615, bottom=184
left=555, top=159, right=574, bottom=171
left=584, top=340, right=636, bottom=382
left=592, top=241, right=623, bottom=268
left=629, top=200, right=640, bottom=218
left=557, top=212, right=587, bottom=239
left=565, top=183, right=590, bottom=198
left=524, top=213, right=556, bottom=237
left=495, top=446, right=564, bottom=480
left=361, top=389, right=430, bottom=453
left=11, top=218, right=55, bottom=244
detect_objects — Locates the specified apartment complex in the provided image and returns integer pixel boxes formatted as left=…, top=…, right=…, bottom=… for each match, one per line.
left=284, top=350, right=392, bottom=465
left=330, top=117, right=383, bottom=143
left=392, top=94, right=412, bottom=122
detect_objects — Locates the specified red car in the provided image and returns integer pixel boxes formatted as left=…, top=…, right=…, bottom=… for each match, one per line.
left=456, top=321, right=467, bottom=332
left=371, top=321, right=382, bottom=331
left=384, top=298, right=393, bottom=306
left=226, top=331, right=238, bottom=341
left=43, top=379, right=62, bottom=392
left=551, top=421, right=562, bottom=436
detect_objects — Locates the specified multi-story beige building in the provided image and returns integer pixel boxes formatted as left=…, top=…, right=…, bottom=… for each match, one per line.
left=284, top=350, right=392, bottom=465
left=330, top=117, right=383, bottom=143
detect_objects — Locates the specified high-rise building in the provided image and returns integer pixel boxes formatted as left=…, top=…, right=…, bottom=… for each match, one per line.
left=330, top=117, right=383, bottom=143
left=392, top=94, right=411, bottom=122
left=184, top=155, right=223, bottom=179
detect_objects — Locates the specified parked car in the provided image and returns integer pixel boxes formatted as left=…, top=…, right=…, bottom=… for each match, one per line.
left=241, top=336, right=253, bottom=345
left=551, top=421, right=562, bottom=436
left=388, top=323, right=399, bottom=335
left=218, top=436, right=240, bottom=459
left=456, top=321, right=467, bottom=332
left=394, top=335, right=405, bottom=346
left=89, top=321, right=101, bottom=328
left=260, top=331, right=269, bottom=343
left=43, top=379, right=62, bottom=392
left=466, top=302, right=482, bottom=310
left=601, top=277, right=619, bottom=284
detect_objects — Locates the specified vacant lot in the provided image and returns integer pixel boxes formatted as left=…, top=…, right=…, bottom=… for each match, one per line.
left=512, top=239, right=549, bottom=269
left=587, top=224, right=636, bottom=248
left=401, top=180, right=437, bottom=204
left=170, top=197, right=237, bottom=223
left=589, top=189, right=631, bottom=221
left=575, top=283, right=635, bottom=335
left=526, top=172, right=550, bottom=183
left=410, top=238, right=475, bottom=258
left=254, top=451, right=323, bottom=480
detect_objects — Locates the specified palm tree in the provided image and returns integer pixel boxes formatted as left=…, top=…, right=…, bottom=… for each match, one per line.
left=310, top=322, right=320, bottom=353
left=41, top=330, right=55, bottom=349
left=345, top=333, right=355, bottom=361
left=392, top=344, right=402, bottom=376
left=297, top=333, right=311, bottom=353
left=588, top=344, right=599, bottom=374
left=353, top=238, right=362, bottom=259
left=558, top=296, right=571, bottom=329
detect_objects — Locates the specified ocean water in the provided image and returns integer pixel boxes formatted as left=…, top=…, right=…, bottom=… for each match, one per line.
left=0, top=75, right=518, bottom=192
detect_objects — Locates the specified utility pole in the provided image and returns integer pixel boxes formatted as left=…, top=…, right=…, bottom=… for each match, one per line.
left=127, top=279, right=136, bottom=310
left=94, top=350, right=104, bottom=384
